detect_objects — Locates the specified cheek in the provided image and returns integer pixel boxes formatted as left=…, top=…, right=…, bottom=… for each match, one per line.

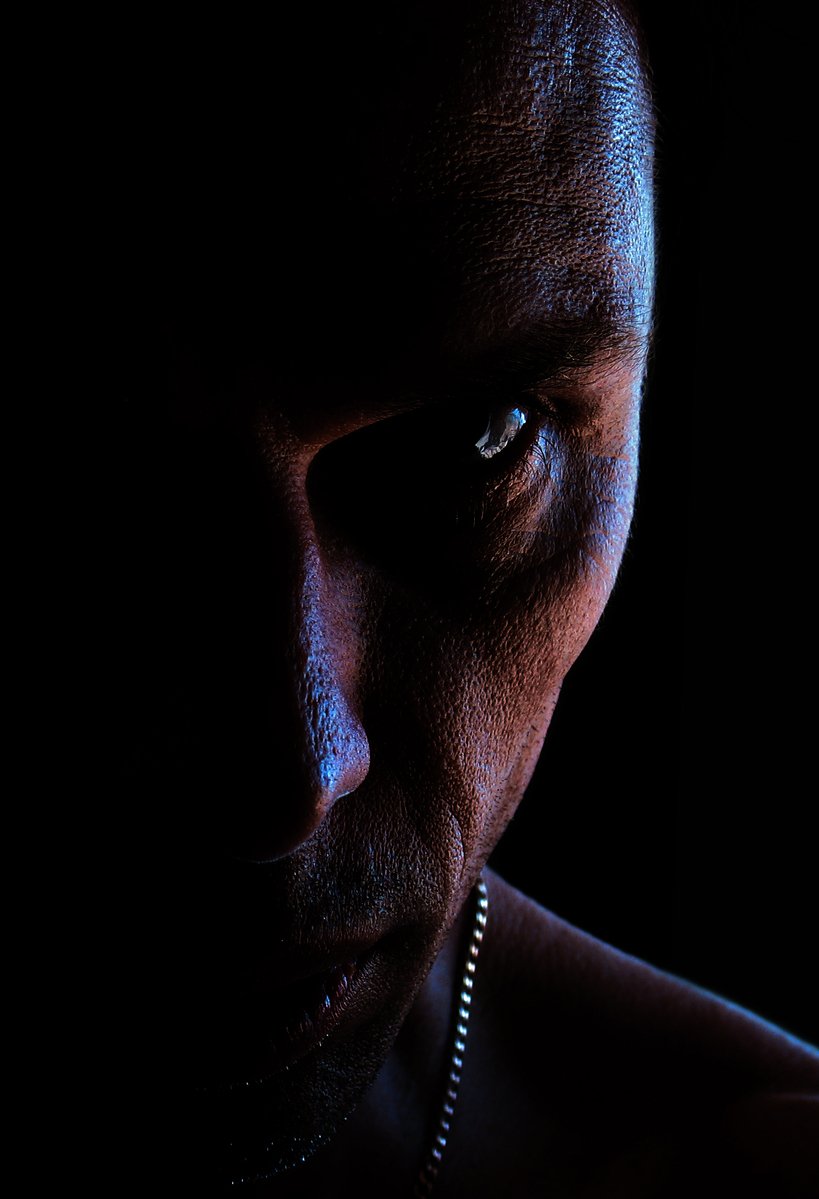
left=353, top=431, right=637, bottom=899
left=365, top=592, right=571, bottom=882
left=394, top=462, right=632, bottom=834
left=444, top=647, right=562, bottom=864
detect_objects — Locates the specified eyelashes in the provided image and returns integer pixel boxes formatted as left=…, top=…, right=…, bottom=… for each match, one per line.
left=306, top=392, right=554, bottom=564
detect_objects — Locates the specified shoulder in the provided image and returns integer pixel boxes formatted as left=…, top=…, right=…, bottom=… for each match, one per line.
left=479, top=870, right=818, bottom=1088
left=458, top=869, right=819, bottom=1197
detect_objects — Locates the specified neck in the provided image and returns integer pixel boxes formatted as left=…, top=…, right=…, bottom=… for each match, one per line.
left=350, top=899, right=472, bottom=1173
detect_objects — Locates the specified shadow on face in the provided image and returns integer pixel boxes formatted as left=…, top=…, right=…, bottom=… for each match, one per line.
left=94, top=0, right=654, bottom=1181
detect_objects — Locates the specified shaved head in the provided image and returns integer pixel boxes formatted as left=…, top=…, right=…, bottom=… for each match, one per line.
left=109, top=0, right=655, bottom=1185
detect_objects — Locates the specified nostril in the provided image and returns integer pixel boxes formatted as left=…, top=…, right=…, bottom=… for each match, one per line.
left=222, top=779, right=363, bottom=864
left=224, top=810, right=326, bottom=865
left=214, top=694, right=371, bottom=864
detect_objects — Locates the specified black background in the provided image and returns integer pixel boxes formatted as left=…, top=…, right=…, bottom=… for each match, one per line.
left=491, top=0, right=818, bottom=1047
left=70, top=1, right=814, bottom=1053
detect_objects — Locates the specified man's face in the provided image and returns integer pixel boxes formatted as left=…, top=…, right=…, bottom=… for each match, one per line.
left=114, top=0, right=653, bottom=1183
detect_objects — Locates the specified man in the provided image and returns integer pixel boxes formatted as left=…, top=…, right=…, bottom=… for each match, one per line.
left=108, top=0, right=818, bottom=1193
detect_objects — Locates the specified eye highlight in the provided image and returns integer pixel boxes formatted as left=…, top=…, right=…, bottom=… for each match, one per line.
left=474, top=406, right=528, bottom=460
left=306, top=391, right=558, bottom=578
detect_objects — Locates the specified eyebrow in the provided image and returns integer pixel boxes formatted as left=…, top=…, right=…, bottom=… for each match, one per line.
left=272, top=308, right=651, bottom=440
left=440, top=311, right=650, bottom=394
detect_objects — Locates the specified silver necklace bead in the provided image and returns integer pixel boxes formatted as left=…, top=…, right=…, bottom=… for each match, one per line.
left=414, top=875, right=489, bottom=1197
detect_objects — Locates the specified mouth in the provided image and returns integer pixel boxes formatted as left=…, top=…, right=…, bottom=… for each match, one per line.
left=191, top=932, right=395, bottom=1091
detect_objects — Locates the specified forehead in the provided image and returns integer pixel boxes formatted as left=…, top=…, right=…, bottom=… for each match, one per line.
left=133, top=0, right=653, bottom=391
left=407, top=0, right=655, bottom=353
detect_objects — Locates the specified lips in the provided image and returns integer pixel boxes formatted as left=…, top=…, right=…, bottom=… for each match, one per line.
left=254, top=958, right=360, bottom=1057
left=188, top=933, right=393, bottom=1089
left=236, top=935, right=379, bottom=1002
left=249, top=955, right=361, bottom=1043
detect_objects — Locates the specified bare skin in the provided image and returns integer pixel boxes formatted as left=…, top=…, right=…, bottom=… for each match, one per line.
left=253, top=871, right=819, bottom=1197
left=107, top=1, right=819, bottom=1194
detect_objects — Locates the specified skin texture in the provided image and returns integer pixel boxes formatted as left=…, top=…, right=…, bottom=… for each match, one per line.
left=105, top=0, right=818, bottom=1193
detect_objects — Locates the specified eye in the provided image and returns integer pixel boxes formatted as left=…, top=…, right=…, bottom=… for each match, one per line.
left=307, top=393, right=553, bottom=577
left=474, top=406, right=528, bottom=460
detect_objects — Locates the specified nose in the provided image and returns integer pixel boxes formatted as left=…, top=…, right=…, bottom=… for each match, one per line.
left=261, top=558, right=369, bottom=861
left=217, top=435, right=371, bottom=863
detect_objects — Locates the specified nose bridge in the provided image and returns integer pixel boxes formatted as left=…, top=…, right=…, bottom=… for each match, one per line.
left=226, top=418, right=371, bottom=862
left=289, top=523, right=369, bottom=805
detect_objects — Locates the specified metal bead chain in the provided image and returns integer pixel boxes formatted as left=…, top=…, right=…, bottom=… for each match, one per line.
left=413, top=875, right=489, bottom=1198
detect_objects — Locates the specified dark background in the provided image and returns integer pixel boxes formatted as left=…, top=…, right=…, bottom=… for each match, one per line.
left=491, top=0, right=818, bottom=1047
left=69, top=0, right=813, bottom=1053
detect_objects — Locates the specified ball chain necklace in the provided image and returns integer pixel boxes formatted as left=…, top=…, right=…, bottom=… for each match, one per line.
left=413, top=874, right=489, bottom=1198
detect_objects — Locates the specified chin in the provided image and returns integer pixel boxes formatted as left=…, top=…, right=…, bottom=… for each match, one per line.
left=151, top=1020, right=386, bottom=1189
left=154, top=920, right=439, bottom=1188
left=187, top=1059, right=367, bottom=1187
